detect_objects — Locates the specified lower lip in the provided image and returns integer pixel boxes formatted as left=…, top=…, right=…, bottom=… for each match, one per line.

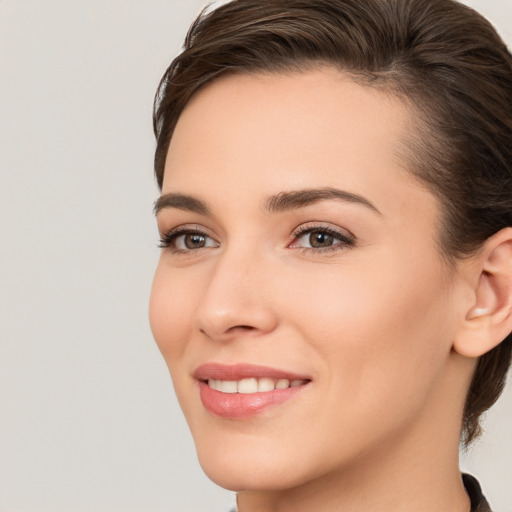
left=198, top=381, right=308, bottom=419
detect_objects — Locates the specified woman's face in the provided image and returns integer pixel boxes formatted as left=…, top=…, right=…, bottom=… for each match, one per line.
left=150, top=69, right=467, bottom=491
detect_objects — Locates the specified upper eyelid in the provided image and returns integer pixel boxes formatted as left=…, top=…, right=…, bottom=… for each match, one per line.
left=158, top=224, right=219, bottom=248
left=159, top=223, right=215, bottom=237
left=160, top=222, right=352, bottom=236
left=290, top=222, right=355, bottom=239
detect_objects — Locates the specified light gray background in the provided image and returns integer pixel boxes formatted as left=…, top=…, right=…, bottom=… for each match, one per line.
left=0, top=1, right=510, bottom=511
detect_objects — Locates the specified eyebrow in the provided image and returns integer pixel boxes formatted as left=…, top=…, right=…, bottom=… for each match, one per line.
left=154, top=193, right=211, bottom=216
left=265, top=187, right=381, bottom=215
left=154, top=187, right=381, bottom=216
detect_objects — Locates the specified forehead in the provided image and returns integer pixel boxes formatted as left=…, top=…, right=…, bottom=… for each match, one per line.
left=162, top=68, right=433, bottom=220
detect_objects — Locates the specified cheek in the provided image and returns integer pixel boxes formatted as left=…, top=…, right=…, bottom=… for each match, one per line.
left=149, top=262, right=197, bottom=363
left=276, top=255, right=455, bottom=407
left=262, top=259, right=456, bottom=469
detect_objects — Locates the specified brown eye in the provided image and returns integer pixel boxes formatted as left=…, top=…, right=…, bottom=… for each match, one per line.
left=175, top=232, right=218, bottom=251
left=308, top=231, right=335, bottom=248
left=158, top=229, right=219, bottom=252
left=184, top=233, right=207, bottom=249
left=290, top=225, right=355, bottom=252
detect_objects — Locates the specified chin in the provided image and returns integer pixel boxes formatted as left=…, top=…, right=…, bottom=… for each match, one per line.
left=198, top=454, right=303, bottom=492
left=192, top=432, right=314, bottom=492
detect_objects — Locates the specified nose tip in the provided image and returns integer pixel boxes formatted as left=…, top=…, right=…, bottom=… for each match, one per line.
left=194, top=259, right=279, bottom=342
left=197, top=299, right=278, bottom=341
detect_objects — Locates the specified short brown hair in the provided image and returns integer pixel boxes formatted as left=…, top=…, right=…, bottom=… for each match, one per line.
left=153, top=0, right=512, bottom=445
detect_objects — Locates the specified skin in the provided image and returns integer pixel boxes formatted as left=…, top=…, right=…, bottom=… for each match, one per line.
left=149, top=68, right=478, bottom=512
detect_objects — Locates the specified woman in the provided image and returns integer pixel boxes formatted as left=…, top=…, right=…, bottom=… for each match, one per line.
left=149, top=0, right=512, bottom=510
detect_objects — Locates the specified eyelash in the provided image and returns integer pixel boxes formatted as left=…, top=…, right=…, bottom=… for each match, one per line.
left=158, top=224, right=355, bottom=254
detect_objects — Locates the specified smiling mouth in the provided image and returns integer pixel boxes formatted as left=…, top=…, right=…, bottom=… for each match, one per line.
left=195, top=364, right=312, bottom=419
left=206, top=377, right=309, bottom=393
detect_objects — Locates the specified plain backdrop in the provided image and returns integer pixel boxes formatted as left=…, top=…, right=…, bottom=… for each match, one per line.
left=0, top=1, right=510, bottom=511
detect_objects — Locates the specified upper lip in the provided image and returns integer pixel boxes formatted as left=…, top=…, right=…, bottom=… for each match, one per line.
left=194, top=363, right=311, bottom=382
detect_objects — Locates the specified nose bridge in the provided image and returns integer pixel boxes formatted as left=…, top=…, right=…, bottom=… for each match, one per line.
left=195, top=241, right=277, bottom=340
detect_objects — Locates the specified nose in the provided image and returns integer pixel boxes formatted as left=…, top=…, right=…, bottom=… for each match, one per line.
left=195, top=247, right=279, bottom=342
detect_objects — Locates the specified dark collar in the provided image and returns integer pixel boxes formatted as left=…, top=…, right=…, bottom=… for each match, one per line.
left=463, top=473, right=492, bottom=512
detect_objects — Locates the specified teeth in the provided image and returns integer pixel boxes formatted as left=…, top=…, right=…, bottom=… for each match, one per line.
left=258, top=377, right=275, bottom=392
left=220, top=380, right=238, bottom=394
left=209, top=379, right=221, bottom=391
left=276, top=379, right=290, bottom=389
left=207, top=377, right=307, bottom=393
left=238, top=378, right=258, bottom=394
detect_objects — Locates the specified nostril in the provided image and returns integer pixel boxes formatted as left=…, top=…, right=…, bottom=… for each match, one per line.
left=230, top=325, right=256, bottom=332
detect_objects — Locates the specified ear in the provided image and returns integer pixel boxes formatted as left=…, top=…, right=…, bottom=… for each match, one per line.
left=453, top=227, right=512, bottom=358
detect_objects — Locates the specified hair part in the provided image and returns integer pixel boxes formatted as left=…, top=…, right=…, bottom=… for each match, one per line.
left=153, top=0, right=512, bottom=445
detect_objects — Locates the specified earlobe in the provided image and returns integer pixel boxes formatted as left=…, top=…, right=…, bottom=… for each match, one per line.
left=454, top=228, right=512, bottom=358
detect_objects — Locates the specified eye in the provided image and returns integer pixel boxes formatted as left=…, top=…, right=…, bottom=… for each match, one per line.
left=299, top=231, right=337, bottom=249
left=289, top=225, right=355, bottom=252
left=159, top=227, right=219, bottom=253
left=174, top=232, right=217, bottom=250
